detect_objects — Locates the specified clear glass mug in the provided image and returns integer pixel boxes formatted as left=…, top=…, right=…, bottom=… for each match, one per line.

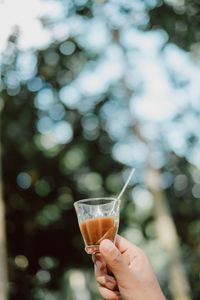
left=74, top=198, right=120, bottom=254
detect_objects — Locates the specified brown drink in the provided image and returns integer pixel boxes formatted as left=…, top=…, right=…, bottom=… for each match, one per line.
left=80, top=216, right=118, bottom=246
left=74, top=198, right=120, bottom=254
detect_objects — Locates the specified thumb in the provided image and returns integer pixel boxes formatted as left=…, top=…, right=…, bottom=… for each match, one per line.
left=99, top=239, right=129, bottom=282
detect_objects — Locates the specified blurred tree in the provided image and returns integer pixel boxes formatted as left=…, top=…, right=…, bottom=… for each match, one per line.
left=1, top=0, right=200, bottom=300
left=1, top=32, right=124, bottom=300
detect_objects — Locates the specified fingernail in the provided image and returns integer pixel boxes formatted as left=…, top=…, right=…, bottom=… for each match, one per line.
left=100, top=239, right=115, bottom=253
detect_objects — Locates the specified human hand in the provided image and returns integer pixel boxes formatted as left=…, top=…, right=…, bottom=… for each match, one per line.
left=93, top=235, right=167, bottom=300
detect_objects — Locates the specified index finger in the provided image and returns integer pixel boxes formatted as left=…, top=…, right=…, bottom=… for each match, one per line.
left=94, top=253, right=107, bottom=277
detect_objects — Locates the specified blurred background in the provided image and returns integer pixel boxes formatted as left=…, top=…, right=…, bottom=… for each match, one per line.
left=0, top=0, right=200, bottom=299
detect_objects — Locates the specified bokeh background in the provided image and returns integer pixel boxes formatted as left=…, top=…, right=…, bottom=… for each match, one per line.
left=0, top=0, right=200, bottom=299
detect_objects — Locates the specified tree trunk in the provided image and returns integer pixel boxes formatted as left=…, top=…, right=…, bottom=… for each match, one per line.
left=129, top=120, right=191, bottom=300
left=146, top=167, right=191, bottom=300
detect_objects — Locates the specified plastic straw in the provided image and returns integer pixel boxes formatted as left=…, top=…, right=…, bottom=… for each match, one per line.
left=117, top=168, right=135, bottom=200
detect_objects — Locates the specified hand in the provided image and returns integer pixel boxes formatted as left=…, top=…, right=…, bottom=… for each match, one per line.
left=93, top=235, right=167, bottom=300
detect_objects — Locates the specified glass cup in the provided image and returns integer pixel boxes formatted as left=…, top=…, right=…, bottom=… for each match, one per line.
left=74, top=198, right=120, bottom=254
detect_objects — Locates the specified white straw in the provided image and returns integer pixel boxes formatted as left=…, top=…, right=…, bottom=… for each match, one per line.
left=117, top=168, right=135, bottom=200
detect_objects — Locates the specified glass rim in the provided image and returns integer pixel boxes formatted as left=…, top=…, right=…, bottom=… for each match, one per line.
left=74, top=197, right=119, bottom=205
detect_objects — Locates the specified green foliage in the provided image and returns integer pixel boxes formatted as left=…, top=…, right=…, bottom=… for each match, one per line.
left=1, top=0, right=200, bottom=299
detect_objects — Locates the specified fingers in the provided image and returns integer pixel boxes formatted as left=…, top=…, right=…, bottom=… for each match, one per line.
left=93, top=235, right=143, bottom=299
left=99, top=239, right=130, bottom=282
left=97, top=286, right=121, bottom=300
left=96, top=274, right=118, bottom=290
left=94, top=253, right=118, bottom=291
left=93, top=253, right=107, bottom=277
